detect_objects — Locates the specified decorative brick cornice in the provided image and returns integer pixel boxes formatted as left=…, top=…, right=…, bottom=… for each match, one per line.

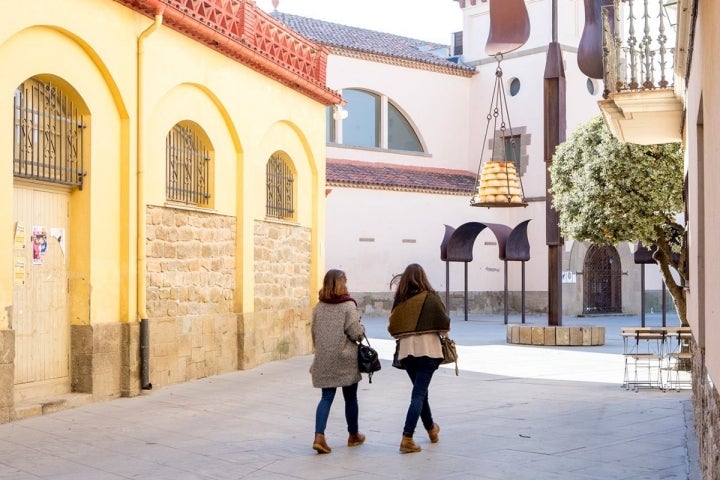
left=114, top=0, right=342, bottom=105
left=327, top=47, right=476, bottom=78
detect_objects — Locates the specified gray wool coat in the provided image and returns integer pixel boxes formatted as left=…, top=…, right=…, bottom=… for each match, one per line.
left=310, top=301, right=365, bottom=388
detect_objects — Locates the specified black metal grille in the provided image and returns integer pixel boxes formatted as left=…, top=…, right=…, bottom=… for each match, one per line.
left=13, top=78, right=85, bottom=188
left=166, top=124, right=211, bottom=206
left=266, top=154, right=294, bottom=219
left=583, top=245, right=622, bottom=314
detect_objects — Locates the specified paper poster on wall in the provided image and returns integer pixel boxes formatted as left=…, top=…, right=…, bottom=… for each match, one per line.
left=50, top=227, right=66, bottom=261
left=14, top=222, right=25, bottom=249
left=32, top=226, right=48, bottom=264
left=14, top=256, right=25, bottom=285
left=561, top=271, right=577, bottom=284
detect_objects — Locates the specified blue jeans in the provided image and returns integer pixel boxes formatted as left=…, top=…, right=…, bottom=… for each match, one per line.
left=315, top=383, right=359, bottom=435
left=401, top=356, right=441, bottom=437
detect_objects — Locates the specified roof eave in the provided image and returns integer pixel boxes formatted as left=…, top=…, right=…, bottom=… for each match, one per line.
left=115, top=0, right=342, bottom=105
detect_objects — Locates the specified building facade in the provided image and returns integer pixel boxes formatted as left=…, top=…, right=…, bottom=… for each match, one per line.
left=273, top=0, right=668, bottom=318
left=598, top=0, right=718, bottom=476
left=0, top=0, right=339, bottom=423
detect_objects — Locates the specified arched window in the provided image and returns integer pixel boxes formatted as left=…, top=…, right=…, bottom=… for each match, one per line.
left=266, top=152, right=295, bottom=220
left=166, top=122, right=212, bottom=206
left=328, top=88, right=424, bottom=153
left=13, top=77, right=86, bottom=188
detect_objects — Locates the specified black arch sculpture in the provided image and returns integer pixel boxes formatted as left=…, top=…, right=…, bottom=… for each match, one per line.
left=440, top=220, right=531, bottom=323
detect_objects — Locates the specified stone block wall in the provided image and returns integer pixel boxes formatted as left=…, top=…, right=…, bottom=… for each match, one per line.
left=145, top=206, right=237, bottom=388
left=692, top=341, right=720, bottom=480
left=242, top=220, right=313, bottom=369
left=0, top=330, right=14, bottom=423
left=71, top=325, right=93, bottom=394
left=71, top=323, right=125, bottom=401
left=354, top=289, right=674, bottom=318
left=120, top=321, right=140, bottom=397
left=355, top=291, right=548, bottom=317
left=506, top=325, right=605, bottom=346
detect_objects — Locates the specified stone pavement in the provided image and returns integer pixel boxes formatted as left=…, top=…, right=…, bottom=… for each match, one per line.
left=0, top=314, right=701, bottom=479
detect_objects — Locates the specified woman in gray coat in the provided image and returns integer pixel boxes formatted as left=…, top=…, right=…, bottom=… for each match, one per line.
left=310, top=269, right=366, bottom=454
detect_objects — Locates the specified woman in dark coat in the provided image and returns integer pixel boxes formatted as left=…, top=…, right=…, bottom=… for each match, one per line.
left=388, top=263, right=450, bottom=453
left=310, top=269, right=366, bottom=454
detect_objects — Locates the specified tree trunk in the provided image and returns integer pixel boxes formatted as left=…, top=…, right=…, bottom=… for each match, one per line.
left=653, top=224, right=688, bottom=326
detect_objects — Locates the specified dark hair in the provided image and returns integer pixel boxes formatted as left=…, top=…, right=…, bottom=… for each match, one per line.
left=318, top=269, right=349, bottom=301
left=393, top=263, right=435, bottom=304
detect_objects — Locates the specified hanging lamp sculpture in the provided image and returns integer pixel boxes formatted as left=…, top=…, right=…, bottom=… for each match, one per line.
left=470, top=56, right=527, bottom=208
left=485, top=0, right=530, bottom=56
left=471, top=0, right=530, bottom=208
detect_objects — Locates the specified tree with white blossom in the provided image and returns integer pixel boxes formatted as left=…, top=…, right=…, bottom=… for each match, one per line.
left=549, top=116, right=687, bottom=325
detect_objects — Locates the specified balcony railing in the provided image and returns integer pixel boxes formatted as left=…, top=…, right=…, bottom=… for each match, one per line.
left=601, top=0, right=676, bottom=98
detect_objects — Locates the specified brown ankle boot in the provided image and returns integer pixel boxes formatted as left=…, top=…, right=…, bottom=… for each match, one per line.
left=399, top=435, right=421, bottom=453
left=347, top=432, right=366, bottom=446
left=427, top=423, right=440, bottom=443
left=313, top=433, right=331, bottom=454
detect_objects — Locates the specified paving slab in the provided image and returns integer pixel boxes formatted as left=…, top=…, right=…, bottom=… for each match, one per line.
left=0, top=314, right=699, bottom=479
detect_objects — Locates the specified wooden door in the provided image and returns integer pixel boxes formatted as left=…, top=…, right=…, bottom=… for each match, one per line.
left=12, top=182, right=70, bottom=402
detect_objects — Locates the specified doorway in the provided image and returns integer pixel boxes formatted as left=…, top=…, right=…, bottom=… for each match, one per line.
left=12, top=182, right=71, bottom=402
left=583, top=244, right=622, bottom=314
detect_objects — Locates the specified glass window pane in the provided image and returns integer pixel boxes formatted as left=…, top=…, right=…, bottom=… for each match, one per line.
left=388, top=103, right=423, bottom=152
left=343, top=89, right=379, bottom=148
left=510, top=78, right=521, bottom=96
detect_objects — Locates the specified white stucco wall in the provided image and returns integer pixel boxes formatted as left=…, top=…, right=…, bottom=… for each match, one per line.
left=322, top=0, right=669, bottom=315
left=462, top=0, right=584, bottom=63
left=325, top=55, right=473, bottom=171
left=324, top=187, right=548, bottom=293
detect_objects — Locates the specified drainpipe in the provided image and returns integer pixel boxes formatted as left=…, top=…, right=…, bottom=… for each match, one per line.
left=137, top=8, right=163, bottom=390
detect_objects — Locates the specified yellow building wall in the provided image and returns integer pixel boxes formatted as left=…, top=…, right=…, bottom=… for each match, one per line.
left=0, top=0, right=329, bottom=420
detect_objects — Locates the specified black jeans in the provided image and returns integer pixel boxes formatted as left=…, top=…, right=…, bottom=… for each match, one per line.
left=400, top=356, right=441, bottom=437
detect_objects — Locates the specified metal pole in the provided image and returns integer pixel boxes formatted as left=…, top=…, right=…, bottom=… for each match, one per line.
left=640, top=264, right=646, bottom=327
left=662, top=280, right=667, bottom=327
left=445, top=261, right=450, bottom=311
left=140, top=318, right=152, bottom=390
left=522, top=261, right=526, bottom=324
left=504, top=260, right=509, bottom=324
left=544, top=0, right=566, bottom=326
left=464, top=262, right=469, bottom=321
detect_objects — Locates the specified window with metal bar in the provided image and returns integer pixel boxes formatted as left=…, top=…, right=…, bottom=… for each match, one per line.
left=266, top=153, right=295, bottom=220
left=13, top=77, right=85, bottom=188
left=489, top=128, right=530, bottom=176
left=166, top=123, right=211, bottom=206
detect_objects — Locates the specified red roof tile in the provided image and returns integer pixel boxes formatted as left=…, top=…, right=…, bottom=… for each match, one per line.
left=326, top=159, right=476, bottom=194
left=270, top=12, right=474, bottom=74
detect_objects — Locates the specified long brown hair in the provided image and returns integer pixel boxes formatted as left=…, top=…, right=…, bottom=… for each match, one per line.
left=318, top=269, right=349, bottom=302
left=393, top=263, right=435, bottom=304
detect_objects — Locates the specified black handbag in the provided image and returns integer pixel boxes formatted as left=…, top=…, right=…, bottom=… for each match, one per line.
left=357, top=333, right=381, bottom=383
